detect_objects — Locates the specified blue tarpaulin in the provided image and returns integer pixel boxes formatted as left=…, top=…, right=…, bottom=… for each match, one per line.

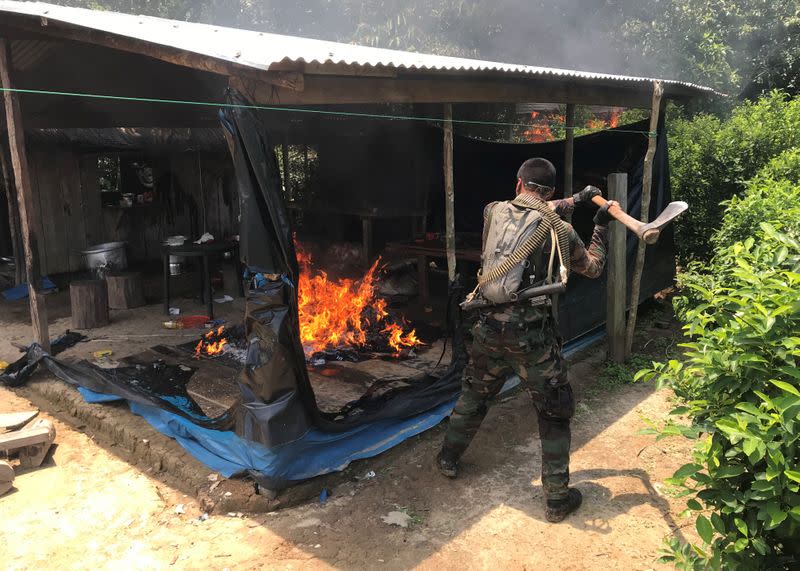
left=79, top=386, right=455, bottom=481
left=74, top=330, right=600, bottom=482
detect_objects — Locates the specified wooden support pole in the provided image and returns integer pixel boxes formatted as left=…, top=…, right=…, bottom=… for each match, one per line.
left=606, top=173, right=628, bottom=363
left=0, top=39, right=49, bottom=352
left=625, top=80, right=664, bottom=358
left=443, top=104, right=456, bottom=283
left=564, top=104, right=576, bottom=222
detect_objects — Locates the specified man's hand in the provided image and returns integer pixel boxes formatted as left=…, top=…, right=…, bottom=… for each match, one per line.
left=573, top=185, right=601, bottom=205
left=593, top=200, right=618, bottom=226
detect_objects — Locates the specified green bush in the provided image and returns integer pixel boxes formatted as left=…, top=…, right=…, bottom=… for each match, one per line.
left=713, top=148, right=800, bottom=248
left=639, top=178, right=800, bottom=568
left=669, top=91, right=800, bottom=261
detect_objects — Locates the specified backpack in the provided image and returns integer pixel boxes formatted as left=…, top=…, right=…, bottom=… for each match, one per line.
left=477, top=194, right=571, bottom=305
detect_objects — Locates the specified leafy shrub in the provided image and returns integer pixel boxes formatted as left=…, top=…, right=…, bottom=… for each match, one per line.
left=712, top=148, right=800, bottom=248
left=639, top=218, right=800, bottom=568
left=674, top=149, right=800, bottom=319
left=669, top=91, right=800, bottom=261
left=640, top=151, right=800, bottom=568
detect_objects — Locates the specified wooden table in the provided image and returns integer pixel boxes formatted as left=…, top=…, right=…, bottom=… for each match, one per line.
left=385, top=235, right=481, bottom=299
left=161, top=240, right=243, bottom=319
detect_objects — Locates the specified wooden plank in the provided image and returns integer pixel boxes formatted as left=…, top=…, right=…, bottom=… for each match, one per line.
left=563, top=103, right=576, bottom=223
left=0, top=410, right=38, bottom=431
left=443, top=104, right=456, bottom=283
left=0, top=38, right=49, bottom=352
left=606, top=172, right=628, bottom=363
left=231, top=75, right=655, bottom=108
left=79, top=154, right=102, bottom=246
left=60, top=151, right=87, bottom=273
left=625, top=81, right=664, bottom=358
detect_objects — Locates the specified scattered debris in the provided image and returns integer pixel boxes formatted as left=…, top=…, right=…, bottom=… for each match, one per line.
left=194, top=232, right=214, bottom=244
left=357, top=470, right=376, bottom=481
left=174, top=504, right=186, bottom=515
left=0, top=360, right=8, bottom=371
left=381, top=511, right=413, bottom=528
left=91, top=349, right=113, bottom=359
left=198, top=513, right=209, bottom=522
left=319, top=488, right=330, bottom=504
left=168, top=307, right=181, bottom=316
left=207, top=473, right=219, bottom=482
left=214, top=295, right=234, bottom=304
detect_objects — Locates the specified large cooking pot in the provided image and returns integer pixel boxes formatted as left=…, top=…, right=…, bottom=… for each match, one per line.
left=81, top=242, right=128, bottom=276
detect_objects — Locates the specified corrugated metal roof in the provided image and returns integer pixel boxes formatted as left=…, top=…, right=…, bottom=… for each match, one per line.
left=0, top=0, right=718, bottom=98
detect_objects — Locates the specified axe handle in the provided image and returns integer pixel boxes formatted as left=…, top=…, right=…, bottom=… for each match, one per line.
left=591, top=195, right=657, bottom=243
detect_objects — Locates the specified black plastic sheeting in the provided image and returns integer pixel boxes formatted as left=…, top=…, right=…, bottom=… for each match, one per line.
left=2, top=95, right=676, bottom=453
left=221, top=91, right=468, bottom=447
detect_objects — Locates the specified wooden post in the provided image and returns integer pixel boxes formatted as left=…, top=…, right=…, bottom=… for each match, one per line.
left=0, top=141, right=24, bottom=284
left=564, top=104, right=576, bottom=222
left=443, top=104, right=456, bottom=283
left=625, top=81, right=664, bottom=358
left=0, top=39, right=50, bottom=352
left=606, top=173, right=628, bottom=362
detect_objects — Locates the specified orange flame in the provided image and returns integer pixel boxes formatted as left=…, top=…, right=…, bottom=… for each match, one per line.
left=296, top=243, right=421, bottom=356
left=586, top=109, right=622, bottom=130
left=194, top=326, right=228, bottom=358
left=382, top=322, right=420, bottom=353
left=522, top=111, right=565, bottom=143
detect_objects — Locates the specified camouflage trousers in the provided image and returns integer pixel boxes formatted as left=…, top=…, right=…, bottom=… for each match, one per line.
left=442, top=309, right=574, bottom=501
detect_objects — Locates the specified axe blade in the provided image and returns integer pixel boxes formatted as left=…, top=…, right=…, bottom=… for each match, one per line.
left=641, top=201, right=688, bottom=244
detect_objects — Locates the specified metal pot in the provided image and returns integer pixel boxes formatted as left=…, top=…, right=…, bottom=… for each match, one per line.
left=169, top=262, right=184, bottom=276
left=81, top=242, right=127, bottom=276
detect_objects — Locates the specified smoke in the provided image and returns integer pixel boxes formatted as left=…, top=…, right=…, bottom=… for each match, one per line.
left=51, top=0, right=666, bottom=78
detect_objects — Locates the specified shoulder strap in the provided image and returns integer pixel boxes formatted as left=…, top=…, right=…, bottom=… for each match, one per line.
left=478, top=195, right=571, bottom=287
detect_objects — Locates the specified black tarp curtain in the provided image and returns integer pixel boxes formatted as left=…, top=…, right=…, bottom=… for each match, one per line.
left=2, top=92, right=675, bottom=453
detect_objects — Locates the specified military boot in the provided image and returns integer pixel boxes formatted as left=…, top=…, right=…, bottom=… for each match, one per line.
left=545, top=488, right=582, bottom=523
left=436, top=447, right=460, bottom=478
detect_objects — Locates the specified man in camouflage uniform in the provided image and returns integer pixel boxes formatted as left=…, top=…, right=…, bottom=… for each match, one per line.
left=437, top=157, right=615, bottom=523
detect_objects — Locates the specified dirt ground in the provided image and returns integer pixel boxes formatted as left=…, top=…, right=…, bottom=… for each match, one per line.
left=1, top=369, right=697, bottom=570
left=1, top=289, right=699, bottom=570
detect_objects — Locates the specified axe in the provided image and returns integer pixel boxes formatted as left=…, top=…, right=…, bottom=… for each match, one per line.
left=591, top=196, right=688, bottom=244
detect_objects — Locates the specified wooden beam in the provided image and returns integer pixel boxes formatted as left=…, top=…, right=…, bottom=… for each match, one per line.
left=4, top=16, right=302, bottom=90
left=563, top=103, right=575, bottom=221
left=0, top=38, right=49, bottom=352
left=606, top=172, right=628, bottom=363
left=443, top=104, right=456, bottom=283
left=231, top=75, right=654, bottom=108
left=625, top=81, right=664, bottom=358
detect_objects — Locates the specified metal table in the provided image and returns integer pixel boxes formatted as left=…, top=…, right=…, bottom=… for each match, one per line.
left=161, top=240, right=243, bottom=319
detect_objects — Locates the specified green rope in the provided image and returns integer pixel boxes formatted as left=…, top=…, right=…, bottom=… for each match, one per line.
left=0, top=86, right=657, bottom=137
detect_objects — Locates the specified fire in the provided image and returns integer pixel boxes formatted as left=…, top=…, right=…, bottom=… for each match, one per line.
left=194, top=326, right=228, bottom=358
left=586, top=108, right=622, bottom=130
left=296, top=244, right=421, bottom=356
left=523, top=111, right=563, bottom=143
left=382, top=322, right=420, bottom=353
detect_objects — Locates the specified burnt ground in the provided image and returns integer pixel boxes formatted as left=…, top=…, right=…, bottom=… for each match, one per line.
left=1, top=287, right=699, bottom=569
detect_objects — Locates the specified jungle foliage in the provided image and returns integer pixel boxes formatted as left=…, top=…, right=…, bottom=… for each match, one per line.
left=668, top=91, right=800, bottom=262
left=638, top=150, right=800, bottom=569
